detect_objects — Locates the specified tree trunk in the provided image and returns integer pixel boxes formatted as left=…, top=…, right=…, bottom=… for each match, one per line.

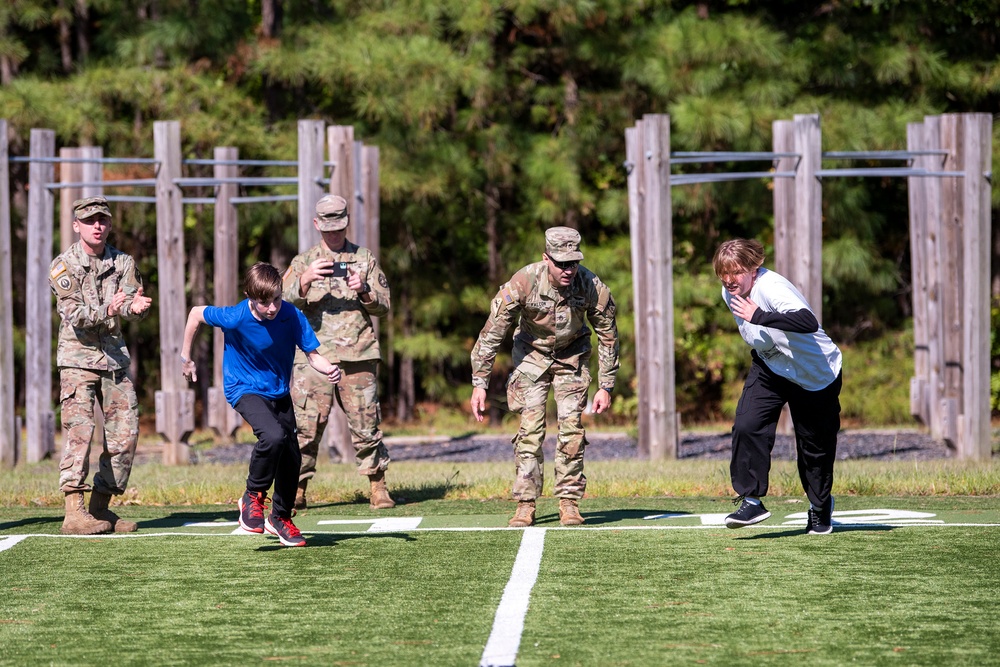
left=260, top=0, right=285, bottom=120
left=385, top=308, right=396, bottom=410
left=486, top=181, right=500, bottom=286
left=395, top=293, right=415, bottom=422
left=261, top=0, right=283, bottom=38
left=189, top=206, right=210, bottom=426
left=0, top=57, right=15, bottom=85
left=58, top=0, right=73, bottom=72
left=75, top=0, right=90, bottom=61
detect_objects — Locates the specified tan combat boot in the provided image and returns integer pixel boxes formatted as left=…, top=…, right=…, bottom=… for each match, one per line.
left=558, top=498, right=584, bottom=526
left=61, top=491, right=112, bottom=535
left=294, top=480, right=308, bottom=510
left=508, top=500, right=536, bottom=528
left=368, top=470, right=396, bottom=509
left=89, top=490, right=138, bottom=533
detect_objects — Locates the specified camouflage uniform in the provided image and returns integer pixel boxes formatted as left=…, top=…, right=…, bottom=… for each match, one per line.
left=50, top=237, right=147, bottom=495
left=471, top=229, right=619, bottom=501
left=283, top=240, right=391, bottom=478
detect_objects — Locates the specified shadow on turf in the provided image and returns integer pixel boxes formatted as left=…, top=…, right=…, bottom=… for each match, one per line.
left=0, top=515, right=64, bottom=531
left=534, top=508, right=690, bottom=526
left=137, top=509, right=239, bottom=530
left=292, top=482, right=454, bottom=511
left=256, top=532, right=417, bottom=551
left=733, top=524, right=895, bottom=539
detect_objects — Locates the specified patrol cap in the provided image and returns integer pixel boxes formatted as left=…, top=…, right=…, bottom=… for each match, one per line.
left=315, top=194, right=349, bottom=231
left=544, top=226, right=584, bottom=262
left=73, top=196, right=111, bottom=220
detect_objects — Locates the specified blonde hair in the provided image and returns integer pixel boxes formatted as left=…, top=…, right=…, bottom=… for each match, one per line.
left=713, top=238, right=765, bottom=278
left=244, top=262, right=283, bottom=302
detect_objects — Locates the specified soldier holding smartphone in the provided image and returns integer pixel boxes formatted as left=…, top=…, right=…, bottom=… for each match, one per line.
left=282, top=195, right=394, bottom=510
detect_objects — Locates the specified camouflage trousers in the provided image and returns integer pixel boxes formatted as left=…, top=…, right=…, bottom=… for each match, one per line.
left=291, top=359, right=389, bottom=479
left=58, top=367, right=139, bottom=495
left=507, top=361, right=591, bottom=501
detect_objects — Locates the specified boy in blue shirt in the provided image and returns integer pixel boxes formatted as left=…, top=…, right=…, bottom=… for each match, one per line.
left=181, top=262, right=341, bottom=547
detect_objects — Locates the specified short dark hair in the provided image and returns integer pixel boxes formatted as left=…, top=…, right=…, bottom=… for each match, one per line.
left=244, top=262, right=283, bottom=302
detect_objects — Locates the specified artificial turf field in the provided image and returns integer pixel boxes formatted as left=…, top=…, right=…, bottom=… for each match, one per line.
left=1, top=496, right=999, bottom=667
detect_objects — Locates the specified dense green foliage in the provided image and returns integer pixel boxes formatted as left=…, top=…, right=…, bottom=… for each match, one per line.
left=1, top=0, right=998, bottom=425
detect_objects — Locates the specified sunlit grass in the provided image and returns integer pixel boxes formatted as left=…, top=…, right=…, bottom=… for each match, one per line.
left=2, top=456, right=997, bottom=508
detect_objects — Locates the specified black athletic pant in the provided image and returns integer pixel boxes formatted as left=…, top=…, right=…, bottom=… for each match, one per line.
left=731, top=352, right=842, bottom=508
left=235, top=393, right=300, bottom=518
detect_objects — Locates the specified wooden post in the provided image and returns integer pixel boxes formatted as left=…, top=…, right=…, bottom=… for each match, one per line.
left=81, top=147, right=103, bottom=196
left=906, top=123, right=930, bottom=424
left=0, top=120, right=15, bottom=466
left=207, top=146, right=242, bottom=439
left=153, top=121, right=194, bottom=464
left=361, top=144, right=380, bottom=341
left=922, top=115, right=945, bottom=440
left=328, top=126, right=354, bottom=203
left=772, top=120, right=796, bottom=278
left=938, top=114, right=964, bottom=447
left=298, top=120, right=326, bottom=252
left=772, top=120, right=797, bottom=436
left=362, top=145, right=380, bottom=263
left=351, top=140, right=367, bottom=249
left=958, top=113, right=992, bottom=460
left=639, top=113, right=677, bottom=459
left=59, top=147, right=82, bottom=251
left=25, top=129, right=57, bottom=462
left=58, top=146, right=105, bottom=251
left=60, top=146, right=109, bottom=457
left=625, top=124, right=650, bottom=457
left=792, top=114, right=823, bottom=322
left=322, top=125, right=357, bottom=463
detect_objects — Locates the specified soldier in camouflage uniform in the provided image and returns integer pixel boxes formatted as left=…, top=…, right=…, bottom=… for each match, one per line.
left=49, top=196, right=152, bottom=535
left=282, top=194, right=394, bottom=510
left=471, top=227, right=619, bottom=527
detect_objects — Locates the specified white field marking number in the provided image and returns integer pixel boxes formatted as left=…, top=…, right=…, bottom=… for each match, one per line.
left=642, top=509, right=944, bottom=526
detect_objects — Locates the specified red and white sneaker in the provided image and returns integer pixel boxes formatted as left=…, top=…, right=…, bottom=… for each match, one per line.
left=238, top=490, right=268, bottom=533
left=264, top=513, right=306, bottom=547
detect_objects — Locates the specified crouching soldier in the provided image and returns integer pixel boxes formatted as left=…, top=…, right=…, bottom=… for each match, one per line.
left=470, top=227, right=620, bottom=527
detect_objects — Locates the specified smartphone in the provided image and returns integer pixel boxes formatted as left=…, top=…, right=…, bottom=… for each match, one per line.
left=331, top=262, right=350, bottom=278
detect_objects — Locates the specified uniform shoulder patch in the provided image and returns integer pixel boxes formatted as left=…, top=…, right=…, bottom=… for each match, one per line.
left=50, top=261, right=67, bottom=280
left=51, top=262, right=77, bottom=296
left=378, top=273, right=389, bottom=289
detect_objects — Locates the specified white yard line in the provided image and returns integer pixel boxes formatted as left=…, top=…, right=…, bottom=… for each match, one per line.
left=480, top=527, right=547, bottom=667
left=1, top=514, right=998, bottom=554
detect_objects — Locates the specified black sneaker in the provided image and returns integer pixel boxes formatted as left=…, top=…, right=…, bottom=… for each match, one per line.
left=264, top=513, right=306, bottom=547
left=725, top=497, right=771, bottom=529
left=807, top=497, right=834, bottom=535
left=238, top=490, right=267, bottom=534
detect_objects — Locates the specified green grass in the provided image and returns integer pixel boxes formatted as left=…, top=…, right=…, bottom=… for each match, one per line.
left=2, top=456, right=999, bottom=508
left=1, top=497, right=999, bottom=666
left=2, top=453, right=998, bottom=666
left=521, top=523, right=1000, bottom=666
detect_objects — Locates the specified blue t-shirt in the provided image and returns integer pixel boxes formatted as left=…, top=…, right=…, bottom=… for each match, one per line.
left=203, top=300, right=320, bottom=406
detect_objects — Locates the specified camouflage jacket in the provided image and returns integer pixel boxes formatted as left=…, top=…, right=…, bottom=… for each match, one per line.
left=49, top=242, right=147, bottom=371
left=282, top=241, right=389, bottom=363
left=471, top=261, right=620, bottom=390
